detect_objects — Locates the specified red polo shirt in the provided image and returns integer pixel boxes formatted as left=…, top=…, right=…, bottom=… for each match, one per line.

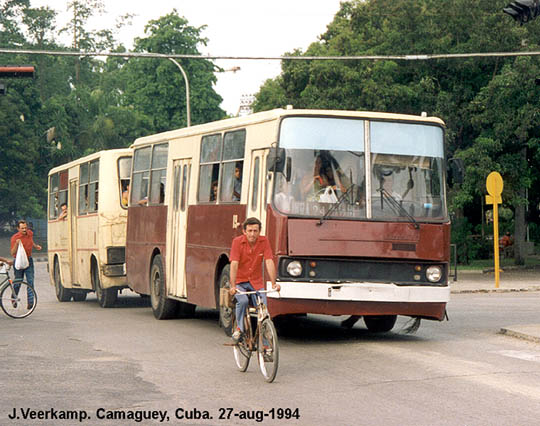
left=11, top=230, right=35, bottom=257
left=230, top=234, right=273, bottom=290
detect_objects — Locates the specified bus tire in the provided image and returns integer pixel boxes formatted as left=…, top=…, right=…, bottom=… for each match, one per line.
left=218, top=264, right=234, bottom=336
left=93, top=262, right=117, bottom=308
left=177, top=301, right=196, bottom=318
left=54, top=257, right=72, bottom=302
left=72, top=291, right=87, bottom=302
left=150, top=254, right=177, bottom=319
left=363, top=315, right=397, bottom=333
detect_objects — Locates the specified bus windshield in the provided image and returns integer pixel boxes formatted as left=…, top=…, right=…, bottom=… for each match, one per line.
left=273, top=116, right=446, bottom=222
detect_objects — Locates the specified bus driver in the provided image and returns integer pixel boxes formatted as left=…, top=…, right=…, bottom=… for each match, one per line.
left=229, top=217, right=280, bottom=343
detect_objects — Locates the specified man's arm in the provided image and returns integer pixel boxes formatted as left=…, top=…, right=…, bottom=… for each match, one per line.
left=0, top=256, right=13, bottom=265
left=10, top=238, right=19, bottom=257
left=229, top=260, right=239, bottom=295
left=33, top=240, right=42, bottom=251
left=265, top=259, right=280, bottom=291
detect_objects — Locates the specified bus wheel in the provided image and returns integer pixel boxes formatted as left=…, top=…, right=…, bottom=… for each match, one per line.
left=150, top=254, right=177, bottom=319
left=177, top=301, right=196, bottom=319
left=93, top=264, right=117, bottom=308
left=54, top=257, right=72, bottom=302
left=363, top=315, right=397, bottom=333
left=72, top=292, right=87, bottom=302
left=218, top=264, right=234, bottom=336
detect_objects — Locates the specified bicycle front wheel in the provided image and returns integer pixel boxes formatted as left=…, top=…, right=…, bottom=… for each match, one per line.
left=257, top=318, right=279, bottom=383
left=232, top=318, right=251, bottom=372
left=0, top=281, right=37, bottom=319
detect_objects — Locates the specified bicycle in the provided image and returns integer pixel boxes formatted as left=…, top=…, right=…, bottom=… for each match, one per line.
left=232, top=289, right=279, bottom=383
left=0, top=262, right=37, bottom=319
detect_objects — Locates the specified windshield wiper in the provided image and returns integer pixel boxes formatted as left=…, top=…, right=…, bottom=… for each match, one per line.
left=378, top=188, right=420, bottom=229
left=317, top=184, right=356, bottom=226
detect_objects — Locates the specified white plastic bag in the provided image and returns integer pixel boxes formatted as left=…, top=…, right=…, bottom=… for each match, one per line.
left=319, top=186, right=338, bottom=203
left=15, top=240, right=29, bottom=270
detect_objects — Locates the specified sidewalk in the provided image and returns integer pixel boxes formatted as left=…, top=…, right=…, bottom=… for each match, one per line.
left=451, top=267, right=540, bottom=343
left=451, top=268, right=540, bottom=294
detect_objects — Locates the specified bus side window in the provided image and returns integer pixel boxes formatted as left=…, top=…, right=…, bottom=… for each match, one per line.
left=49, top=173, right=60, bottom=219
left=220, top=130, right=245, bottom=203
left=199, top=134, right=222, bottom=203
left=132, top=147, right=151, bottom=206
left=149, top=143, right=168, bottom=205
left=79, top=163, right=89, bottom=214
left=118, top=156, right=132, bottom=208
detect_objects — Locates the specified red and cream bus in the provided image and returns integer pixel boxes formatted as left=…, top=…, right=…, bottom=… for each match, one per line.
left=126, top=108, right=451, bottom=333
left=48, top=149, right=132, bottom=307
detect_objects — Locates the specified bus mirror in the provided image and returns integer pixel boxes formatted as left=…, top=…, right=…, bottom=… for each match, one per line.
left=448, top=158, right=464, bottom=185
left=285, top=157, right=292, bottom=182
left=267, top=148, right=286, bottom=173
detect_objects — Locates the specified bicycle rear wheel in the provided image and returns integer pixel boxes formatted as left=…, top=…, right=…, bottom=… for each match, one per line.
left=0, top=281, right=37, bottom=319
left=257, top=318, right=279, bottom=383
left=232, top=317, right=251, bottom=372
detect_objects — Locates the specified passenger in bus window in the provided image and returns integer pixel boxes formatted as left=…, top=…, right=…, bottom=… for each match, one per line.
left=210, top=181, right=218, bottom=202
left=274, top=177, right=293, bottom=213
left=122, top=184, right=130, bottom=207
left=232, top=164, right=242, bottom=201
left=58, top=203, right=68, bottom=220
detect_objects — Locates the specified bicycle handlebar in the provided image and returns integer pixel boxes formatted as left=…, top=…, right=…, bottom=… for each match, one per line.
left=235, top=289, right=279, bottom=295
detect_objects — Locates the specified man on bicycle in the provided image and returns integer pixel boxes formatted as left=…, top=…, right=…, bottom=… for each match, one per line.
left=229, top=217, right=280, bottom=343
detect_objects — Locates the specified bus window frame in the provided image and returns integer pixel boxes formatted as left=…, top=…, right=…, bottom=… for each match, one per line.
left=48, top=171, right=68, bottom=220
left=78, top=159, right=99, bottom=215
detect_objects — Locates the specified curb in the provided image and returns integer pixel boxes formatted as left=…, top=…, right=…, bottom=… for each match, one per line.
left=451, top=287, right=540, bottom=294
left=499, top=326, right=540, bottom=344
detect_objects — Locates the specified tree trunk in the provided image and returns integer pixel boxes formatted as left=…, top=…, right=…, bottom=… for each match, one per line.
left=514, top=147, right=527, bottom=265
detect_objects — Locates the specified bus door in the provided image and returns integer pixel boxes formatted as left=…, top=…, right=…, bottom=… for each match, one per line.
left=168, top=159, right=191, bottom=298
left=69, top=179, right=78, bottom=284
left=247, top=149, right=268, bottom=234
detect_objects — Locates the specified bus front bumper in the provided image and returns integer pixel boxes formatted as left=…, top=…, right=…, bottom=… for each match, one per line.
left=265, top=280, right=449, bottom=320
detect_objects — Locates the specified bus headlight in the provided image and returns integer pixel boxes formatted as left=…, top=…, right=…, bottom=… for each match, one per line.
left=286, top=261, right=303, bottom=277
left=426, top=266, right=442, bottom=282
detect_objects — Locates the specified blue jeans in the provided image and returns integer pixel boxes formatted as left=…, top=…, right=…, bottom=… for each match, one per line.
left=234, top=282, right=267, bottom=333
left=14, top=257, right=35, bottom=305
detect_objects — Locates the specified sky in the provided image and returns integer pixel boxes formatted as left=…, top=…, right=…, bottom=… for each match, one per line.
left=30, top=0, right=345, bottom=115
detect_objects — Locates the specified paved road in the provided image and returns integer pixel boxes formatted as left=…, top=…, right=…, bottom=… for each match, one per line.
left=2, top=262, right=540, bottom=425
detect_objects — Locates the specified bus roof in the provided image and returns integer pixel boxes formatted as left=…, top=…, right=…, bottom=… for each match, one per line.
left=48, top=148, right=132, bottom=176
left=130, top=108, right=445, bottom=148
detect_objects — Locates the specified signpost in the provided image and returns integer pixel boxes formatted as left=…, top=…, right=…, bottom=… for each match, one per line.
left=485, top=172, right=504, bottom=288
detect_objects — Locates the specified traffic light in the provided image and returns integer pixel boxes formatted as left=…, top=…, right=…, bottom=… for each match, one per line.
left=0, top=66, right=35, bottom=95
left=0, top=66, right=35, bottom=78
left=503, top=0, right=540, bottom=24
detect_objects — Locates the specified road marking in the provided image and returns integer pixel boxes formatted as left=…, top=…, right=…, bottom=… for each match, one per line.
left=367, top=343, right=540, bottom=401
left=493, top=350, right=540, bottom=363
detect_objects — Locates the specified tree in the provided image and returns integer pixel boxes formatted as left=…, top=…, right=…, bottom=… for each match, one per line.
left=253, top=0, right=540, bottom=260
left=468, top=56, right=540, bottom=264
left=122, top=10, right=224, bottom=131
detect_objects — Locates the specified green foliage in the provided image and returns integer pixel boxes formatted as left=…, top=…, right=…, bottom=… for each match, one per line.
left=0, top=2, right=224, bottom=222
left=253, top=0, right=540, bottom=259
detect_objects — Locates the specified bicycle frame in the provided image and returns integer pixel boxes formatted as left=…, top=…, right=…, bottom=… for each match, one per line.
left=237, top=291, right=269, bottom=351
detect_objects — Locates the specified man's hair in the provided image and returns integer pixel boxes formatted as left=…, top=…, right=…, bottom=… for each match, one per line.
left=17, top=220, right=27, bottom=228
left=243, top=217, right=261, bottom=230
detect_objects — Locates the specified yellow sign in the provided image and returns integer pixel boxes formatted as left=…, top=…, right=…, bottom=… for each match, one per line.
left=485, top=172, right=503, bottom=204
left=486, top=171, right=503, bottom=288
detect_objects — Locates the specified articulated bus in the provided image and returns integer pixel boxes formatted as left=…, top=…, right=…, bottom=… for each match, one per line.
left=47, top=149, right=132, bottom=307
left=126, top=108, right=451, bottom=334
